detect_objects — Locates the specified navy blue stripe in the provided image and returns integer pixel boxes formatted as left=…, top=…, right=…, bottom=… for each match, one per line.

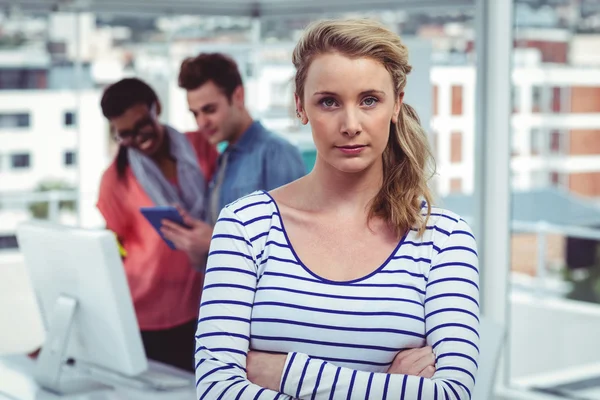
left=425, top=307, right=480, bottom=323
left=425, top=293, right=479, bottom=307
left=411, top=226, right=451, bottom=236
left=391, top=255, right=431, bottom=263
left=430, top=262, right=478, bottom=274
left=417, top=376, right=424, bottom=400
left=454, top=230, right=476, bottom=239
left=233, top=200, right=273, bottom=213
left=280, top=352, right=297, bottom=392
left=198, top=347, right=247, bottom=356
left=437, top=352, right=479, bottom=367
left=262, top=271, right=426, bottom=293
left=234, top=384, right=248, bottom=400
left=251, top=334, right=407, bottom=352
left=205, top=267, right=256, bottom=277
left=203, top=283, right=256, bottom=292
left=311, top=362, right=327, bottom=400
left=432, top=338, right=480, bottom=353
left=260, top=256, right=300, bottom=265
left=208, top=250, right=254, bottom=261
left=400, top=374, right=408, bottom=400
left=317, top=355, right=393, bottom=367
left=383, top=374, right=390, bottom=400
left=361, top=268, right=428, bottom=281
left=426, top=277, right=479, bottom=290
left=253, top=301, right=425, bottom=321
left=443, top=386, right=450, bottom=400
left=196, top=365, right=234, bottom=387
left=438, top=366, right=477, bottom=383
left=216, top=217, right=243, bottom=226
left=446, top=380, right=462, bottom=399
left=253, top=388, right=266, bottom=400
left=426, top=322, right=480, bottom=338
left=296, top=358, right=310, bottom=399
left=430, top=213, right=459, bottom=223
left=200, top=381, right=218, bottom=399
left=257, top=286, right=424, bottom=306
left=211, top=233, right=252, bottom=246
left=201, top=300, right=253, bottom=308
left=365, top=372, right=374, bottom=399
left=217, top=378, right=245, bottom=400
left=252, top=318, right=425, bottom=339
left=439, top=246, right=478, bottom=256
left=196, top=332, right=250, bottom=341
left=346, top=370, right=357, bottom=400
left=198, top=316, right=251, bottom=324
left=245, top=213, right=279, bottom=226
left=434, top=384, right=438, bottom=400
left=194, top=355, right=245, bottom=372
left=264, top=240, right=291, bottom=249
left=250, top=226, right=284, bottom=242
left=329, top=368, right=341, bottom=400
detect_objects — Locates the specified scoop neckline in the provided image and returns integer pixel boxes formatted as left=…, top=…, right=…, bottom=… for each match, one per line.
left=259, top=190, right=407, bottom=285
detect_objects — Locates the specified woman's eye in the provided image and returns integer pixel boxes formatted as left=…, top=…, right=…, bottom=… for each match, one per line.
left=363, top=97, right=378, bottom=106
left=321, top=98, right=336, bottom=107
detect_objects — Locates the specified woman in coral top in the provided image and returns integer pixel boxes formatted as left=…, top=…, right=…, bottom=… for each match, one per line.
left=97, top=78, right=218, bottom=372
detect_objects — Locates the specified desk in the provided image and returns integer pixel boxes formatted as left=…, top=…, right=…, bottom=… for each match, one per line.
left=0, top=355, right=196, bottom=400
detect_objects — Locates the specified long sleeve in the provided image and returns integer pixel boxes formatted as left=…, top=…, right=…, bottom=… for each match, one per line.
left=195, top=206, right=293, bottom=400
left=278, top=218, right=480, bottom=399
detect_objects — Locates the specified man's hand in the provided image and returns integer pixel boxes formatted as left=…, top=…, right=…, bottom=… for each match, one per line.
left=247, top=351, right=287, bottom=392
left=387, top=346, right=436, bottom=378
left=160, top=205, right=213, bottom=268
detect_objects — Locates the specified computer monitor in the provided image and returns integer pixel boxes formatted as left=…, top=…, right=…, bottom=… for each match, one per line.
left=15, top=220, right=147, bottom=395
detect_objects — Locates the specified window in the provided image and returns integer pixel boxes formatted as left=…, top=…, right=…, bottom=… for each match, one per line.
left=0, top=113, right=30, bottom=129
left=530, top=128, right=544, bottom=155
left=450, top=131, right=463, bottom=163
left=64, top=151, right=76, bottom=166
left=451, top=85, right=463, bottom=116
left=550, top=130, right=562, bottom=154
left=512, top=86, right=521, bottom=113
left=531, top=85, right=543, bottom=113
left=11, top=153, right=31, bottom=169
left=64, top=111, right=76, bottom=127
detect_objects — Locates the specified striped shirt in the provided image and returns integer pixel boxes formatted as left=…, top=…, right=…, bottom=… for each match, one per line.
left=195, top=191, right=480, bottom=400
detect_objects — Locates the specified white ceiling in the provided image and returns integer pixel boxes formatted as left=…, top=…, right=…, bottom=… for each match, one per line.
left=1, top=0, right=473, bottom=17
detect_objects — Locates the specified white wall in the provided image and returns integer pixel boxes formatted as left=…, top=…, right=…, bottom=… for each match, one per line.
left=0, top=91, right=80, bottom=192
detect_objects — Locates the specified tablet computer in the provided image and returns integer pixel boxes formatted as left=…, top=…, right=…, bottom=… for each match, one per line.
left=140, top=206, right=190, bottom=250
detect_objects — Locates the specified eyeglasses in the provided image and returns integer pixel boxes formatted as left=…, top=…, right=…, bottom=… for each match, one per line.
left=113, top=105, right=158, bottom=145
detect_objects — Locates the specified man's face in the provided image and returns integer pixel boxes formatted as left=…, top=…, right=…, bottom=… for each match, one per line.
left=186, top=80, right=244, bottom=145
left=110, top=103, right=164, bottom=157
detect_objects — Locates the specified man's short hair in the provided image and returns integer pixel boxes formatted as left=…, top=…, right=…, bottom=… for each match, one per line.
left=178, top=52, right=243, bottom=99
left=100, top=78, right=158, bottom=119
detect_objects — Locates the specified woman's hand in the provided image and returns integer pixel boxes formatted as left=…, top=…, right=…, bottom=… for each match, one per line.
left=160, top=205, right=213, bottom=267
left=247, top=351, right=287, bottom=391
left=387, top=346, right=436, bottom=378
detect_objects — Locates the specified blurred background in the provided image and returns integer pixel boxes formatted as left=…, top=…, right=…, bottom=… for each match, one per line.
left=1, top=0, right=600, bottom=398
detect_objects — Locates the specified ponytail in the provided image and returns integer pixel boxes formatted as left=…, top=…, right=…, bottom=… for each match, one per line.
left=368, top=102, right=435, bottom=238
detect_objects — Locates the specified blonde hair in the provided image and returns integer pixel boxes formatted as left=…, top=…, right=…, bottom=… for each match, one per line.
left=292, top=18, right=435, bottom=238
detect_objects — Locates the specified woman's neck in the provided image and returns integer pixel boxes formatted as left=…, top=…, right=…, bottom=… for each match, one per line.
left=305, top=156, right=383, bottom=217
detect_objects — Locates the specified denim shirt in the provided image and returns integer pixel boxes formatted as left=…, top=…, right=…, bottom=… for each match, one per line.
left=207, top=121, right=306, bottom=222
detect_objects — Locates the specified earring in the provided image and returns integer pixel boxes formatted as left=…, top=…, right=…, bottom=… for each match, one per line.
left=296, top=110, right=301, bottom=118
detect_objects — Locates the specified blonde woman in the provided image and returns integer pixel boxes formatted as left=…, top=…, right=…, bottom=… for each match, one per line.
left=194, top=18, right=479, bottom=399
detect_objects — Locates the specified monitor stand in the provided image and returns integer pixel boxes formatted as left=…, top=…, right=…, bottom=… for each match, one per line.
left=34, top=295, right=113, bottom=396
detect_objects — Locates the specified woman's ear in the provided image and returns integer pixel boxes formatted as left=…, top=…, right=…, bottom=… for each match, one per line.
left=294, top=93, right=308, bottom=125
left=392, top=92, right=404, bottom=124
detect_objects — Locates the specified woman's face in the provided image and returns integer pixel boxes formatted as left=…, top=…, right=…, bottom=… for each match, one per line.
left=296, top=53, right=402, bottom=174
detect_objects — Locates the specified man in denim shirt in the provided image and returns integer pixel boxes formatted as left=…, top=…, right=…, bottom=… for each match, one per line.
left=161, top=53, right=305, bottom=264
